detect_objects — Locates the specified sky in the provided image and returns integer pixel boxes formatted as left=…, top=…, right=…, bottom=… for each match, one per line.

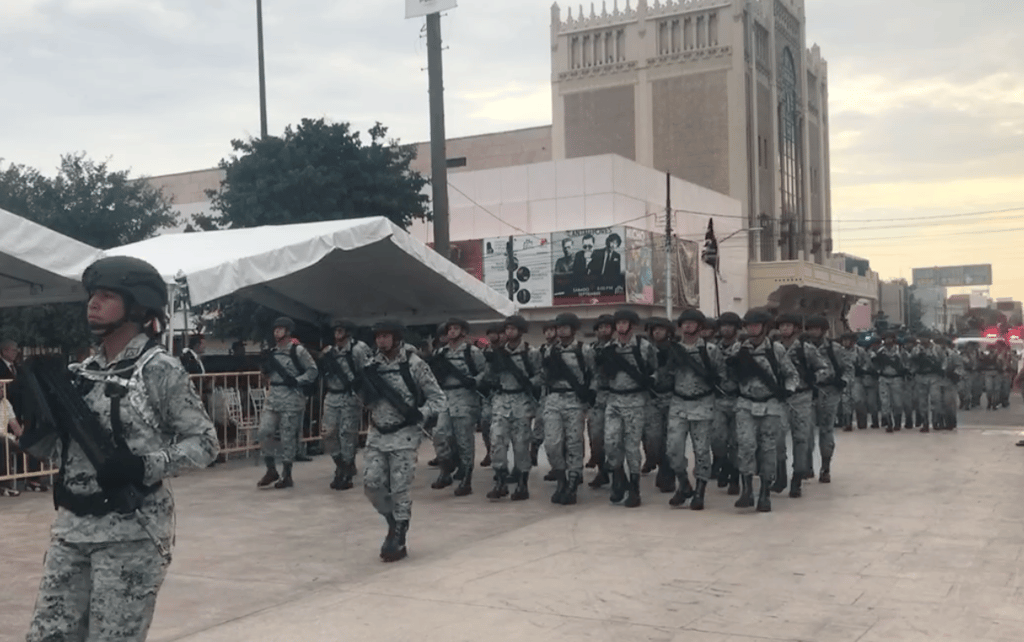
left=2, top=0, right=1022, bottom=305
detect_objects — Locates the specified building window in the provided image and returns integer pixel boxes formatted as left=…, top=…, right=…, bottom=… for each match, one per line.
left=582, top=35, right=591, bottom=67
left=616, top=29, right=625, bottom=61
left=709, top=12, right=718, bottom=46
left=570, top=36, right=580, bottom=69
left=446, top=157, right=467, bottom=168
left=778, top=46, right=802, bottom=261
left=685, top=16, right=694, bottom=49
left=671, top=19, right=681, bottom=53
left=697, top=15, right=706, bottom=48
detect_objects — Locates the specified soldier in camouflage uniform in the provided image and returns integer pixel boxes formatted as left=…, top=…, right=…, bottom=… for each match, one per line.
left=645, top=317, right=677, bottom=493
left=540, top=313, right=597, bottom=505
left=320, top=319, right=371, bottom=491
left=256, top=317, right=318, bottom=490
left=428, top=318, right=487, bottom=496
left=23, top=257, right=219, bottom=642
left=533, top=321, right=558, bottom=470
left=478, top=324, right=504, bottom=467
left=935, top=337, right=964, bottom=430
left=586, top=315, right=614, bottom=489
left=864, top=336, right=883, bottom=428
left=978, top=342, right=1002, bottom=410
left=806, top=316, right=852, bottom=483
left=362, top=321, right=445, bottom=563
left=425, top=323, right=449, bottom=468
left=849, top=336, right=873, bottom=430
left=485, top=315, right=543, bottom=501
left=727, top=309, right=798, bottom=512
left=838, top=333, right=859, bottom=431
left=712, top=312, right=742, bottom=494
left=872, top=333, right=908, bottom=432
left=902, top=337, right=920, bottom=427
left=699, top=317, right=718, bottom=342
left=910, top=334, right=946, bottom=432
left=597, top=309, right=659, bottom=508
left=665, top=309, right=727, bottom=510
left=775, top=314, right=831, bottom=496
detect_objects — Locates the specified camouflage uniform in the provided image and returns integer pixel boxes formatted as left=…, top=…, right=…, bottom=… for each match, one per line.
left=873, top=344, right=907, bottom=428
left=732, top=338, right=798, bottom=481
left=258, top=343, right=318, bottom=464
left=644, top=340, right=674, bottom=475
left=431, top=339, right=487, bottom=477
left=487, top=341, right=542, bottom=478
left=940, top=345, right=965, bottom=428
left=978, top=348, right=1001, bottom=408
left=600, top=335, right=659, bottom=478
left=532, top=339, right=559, bottom=458
left=321, top=339, right=372, bottom=471
left=362, top=348, right=445, bottom=522
left=665, top=338, right=727, bottom=483
left=837, top=342, right=859, bottom=428
left=910, top=343, right=946, bottom=427
left=849, top=345, right=872, bottom=428
left=587, top=337, right=611, bottom=468
left=780, top=338, right=831, bottom=479
left=541, top=341, right=596, bottom=481
left=712, top=338, right=741, bottom=482
left=811, top=337, right=854, bottom=471
left=26, top=333, right=219, bottom=642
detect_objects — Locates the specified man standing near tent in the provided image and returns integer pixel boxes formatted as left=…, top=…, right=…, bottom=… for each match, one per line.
left=320, top=319, right=371, bottom=491
left=22, top=256, right=219, bottom=642
left=361, top=321, right=445, bottom=562
left=256, top=317, right=318, bottom=490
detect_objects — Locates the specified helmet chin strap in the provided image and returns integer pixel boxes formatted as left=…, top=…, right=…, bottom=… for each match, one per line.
left=89, top=314, right=131, bottom=340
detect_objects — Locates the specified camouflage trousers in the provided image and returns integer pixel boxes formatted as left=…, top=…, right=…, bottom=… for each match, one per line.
left=604, top=394, right=647, bottom=476
left=258, top=407, right=303, bottom=464
left=940, top=379, right=959, bottom=423
left=877, top=376, right=904, bottom=424
left=26, top=537, right=171, bottom=642
left=813, top=388, right=841, bottom=467
left=363, top=446, right=417, bottom=521
left=916, top=374, right=943, bottom=421
left=863, top=381, right=880, bottom=416
left=837, top=382, right=853, bottom=427
left=666, top=403, right=712, bottom=481
left=490, top=393, right=535, bottom=474
left=433, top=410, right=479, bottom=472
left=531, top=395, right=546, bottom=446
left=321, top=393, right=362, bottom=465
left=969, top=372, right=983, bottom=405
left=542, top=393, right=587, bottom=477
left=735, top=409, right=779, bottom=480
left=643, top=393, right=670, bottom=468
left=711, top=399, right=738, bottom=465
left=587, top=400, right=607, bottom=460
left=780, top=390, right=813, bottom=477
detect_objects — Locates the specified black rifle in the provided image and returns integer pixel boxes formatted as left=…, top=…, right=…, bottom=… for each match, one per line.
left=360, top=364, right=423, bottom=433
left=18, top=356, right=146, bottom=515
left=263, top=346, right=314, bottom=396
left=491, top=349, right=540, bottom=400
left=545, top=346, right=595, bottom=406
left=321, top=350, right=357, bottom=393
left=601, top=344, right=655, bottom=397
left=731, top=346, right=787, bottom=400
left=872, top=352, right=908, bottom=377
left=428, top=353, right=477, bottom=390
left=667, top=343, right=722, bottom=395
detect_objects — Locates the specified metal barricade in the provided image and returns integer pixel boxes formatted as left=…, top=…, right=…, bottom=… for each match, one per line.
left=1, top=378, right=58, bottom=492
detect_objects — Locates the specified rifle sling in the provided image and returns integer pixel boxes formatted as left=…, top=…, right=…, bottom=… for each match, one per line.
left=550, top=344, right=590, bottom=403
left=739, top=345, right=783, bottom=397
left=671, top=343, right=717, bottom=390
left=364, top=363, right=422, bottom=431
left=605, top=343, right=652, bottom=394
left=494, top=349, right=535, bottom=396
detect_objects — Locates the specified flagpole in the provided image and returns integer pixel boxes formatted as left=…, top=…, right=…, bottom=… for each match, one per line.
left=665, top=172, right=672, bottom=319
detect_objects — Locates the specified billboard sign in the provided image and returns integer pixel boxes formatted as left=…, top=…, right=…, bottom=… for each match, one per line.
left=406, top=0, right=457, bottom=19
left=483, top=234, right=552, bottom=308
left=912, top=264, right=992, bottom=288
left=551, top=227, right=626, bottom=305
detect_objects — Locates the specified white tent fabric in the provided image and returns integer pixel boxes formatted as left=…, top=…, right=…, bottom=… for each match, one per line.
left=0, top=206, right=104, bottom=308
left=105, top=217, right=516, bottom=324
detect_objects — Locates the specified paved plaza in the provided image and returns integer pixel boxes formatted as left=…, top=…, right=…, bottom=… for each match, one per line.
left=2, top=401, right=1023, bottom=642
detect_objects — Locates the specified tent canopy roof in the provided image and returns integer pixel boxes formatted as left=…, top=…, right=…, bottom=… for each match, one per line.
left=106, top=217, right=515, bottom=325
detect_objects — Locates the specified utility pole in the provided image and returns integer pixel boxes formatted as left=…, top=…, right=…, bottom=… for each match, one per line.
left=426, top=12, right=451, bottom=260
left=665, top=172, right=673, bottom=319
left=506, top=235, right=515, bottom=301
left=256, top=0, right=268, bottom=139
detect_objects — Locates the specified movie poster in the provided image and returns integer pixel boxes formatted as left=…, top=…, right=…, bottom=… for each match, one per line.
left=482, top=234, right=552, bottom=307
left=550, top=227, right=626, bottom=305
left=429, top=239, right=484, bottom=280
left=650, top=232, right=699, bottom=309
left=625, top=228, right=655, bottom=304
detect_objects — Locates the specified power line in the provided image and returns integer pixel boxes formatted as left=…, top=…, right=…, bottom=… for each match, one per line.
left=835, top=206, right=1023, bottom=224
left=837, top=225, right=1024, bottom=243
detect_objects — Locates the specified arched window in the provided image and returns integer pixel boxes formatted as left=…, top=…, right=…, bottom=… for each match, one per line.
left=778, top=47, right=802, bottom=260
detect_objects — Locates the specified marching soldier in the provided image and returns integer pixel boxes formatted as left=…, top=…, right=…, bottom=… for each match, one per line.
left=257, top=317, right=318, bottom=490
left=978, top=342, right=1001, bottom=410
left=540, top=313, right=597, bottom=505
left=910, top=334, right=946, bottom=432
left=485, top=315, right=542, bottom=501
left=478, top=324, right=505, bottom=467
left=361, top=320, right=445, bottom=563
left=902, top=337, right=920, bottom=427
left=665, top=309, right=727, bottom=510
left=320, top=319, right=372, bottom=490
left=645, top=317, right=677, bottom=493
left=532, top=321, right=559, bottom=469
left=936, top=337, right=964, bottom=430
left=727, top=309, right=798, bottom=512
left=712, top=311, right=743, bottom=494
left=597, top=309, right=659, bottom=508
left=838, top=333, right=860, bottom=431
left=805, top=316, right=853, bottom=483
left=587, top=315, right=614, bottom=489
left=872, top=333, right=908, bottom=432
left=22, top=257, right=219, bottom=642
left=699, top=317, right=718, bottom=342
left=428, top=318, right=487, bottom=496
left=775, top=314, right=831, bottom=496
left=849, top=336, right=874, bottom=430
left=864, top=336, right=883, bottom=428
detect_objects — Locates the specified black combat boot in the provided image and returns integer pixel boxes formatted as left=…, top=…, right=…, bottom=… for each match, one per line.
left=427, top=458, right=439, bottom=467
left=550, top=470, right=567, bottom=504
left=624, top=473, right=642, bottom=508
left=480, top=431, right=492, bottom=467
left=689, top=479, right=707, bottom=511
left=510, top=471, right=530, bottom=501
left=727, top=464, right=740, bottom=496
left=257, top=457, right=279, bottom=488
left=920, top=418, right=930, bottom=433
left=771, top=461, right=788, bottom=493
left=669, top=474, right=694, bottom=507
left=430, top=461, right=454, bottom=489
left=641, top=456, right=657, bottom=474
left=856, top=411, right=867, bottom=430
left=543, top=468, right=559, bottom=482
left=382, top=520, right=409, bottom=563
left=380, top=513, right=397, bottom=559
left=562, top=472, right=581, bottom=505
left=717, top=460, right=731, bottom=488
left=588, top=464, right=610, bottom=489
left=486, top=469, right=509, bottom=500
left=710, top=457, right=722, bottom=481
left=882, top=416, right=891, bottom=431
left=756, top=477, right=772, bottom=512
left=585, top=450, right=599, bottom=469
left=454, top=468, right=473, bottom=496
left=453, top=462, right=466, bottom=481
left=274, top=463, right=294, bottom=489
left=330, top=454, right=345, bottom=490
left=734, top=474, right=754, bottom=508
left=530, top=441, right=541, bottom=467
left=915, top=412, right=924, bottom=427
left=870, top=414, right=880, bottom=428
left=893, top=413, right=902, bottom=431
left=655, top=462, right=675, bottom=493
left=609, top=467, right=628, bottom=503
left=819, top=458, right=831, bottom=483
left=904, top=414, right=914, bottom=429
left=789, top=473, right=803, bottom=498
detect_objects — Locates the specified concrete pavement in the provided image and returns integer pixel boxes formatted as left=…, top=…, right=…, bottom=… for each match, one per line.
left=2, top=400, right=1023, bottom=642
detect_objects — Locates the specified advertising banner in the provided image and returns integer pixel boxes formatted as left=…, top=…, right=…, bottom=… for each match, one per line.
left=912, top=264, right=992, bottom=288
left=406, top=0, right=457, bottom=19
left=550, top=227, right=626, bottom=305
left=428, top=239, right=484, bottom=280
left=625, top=228, right=655, bottom=304
left=483, top=234, right=552, bottom=307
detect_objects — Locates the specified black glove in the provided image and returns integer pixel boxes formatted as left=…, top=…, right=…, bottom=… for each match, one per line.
left=97, top=450, right=146, bottom=489
left=411, top=407, right=425, bottom=424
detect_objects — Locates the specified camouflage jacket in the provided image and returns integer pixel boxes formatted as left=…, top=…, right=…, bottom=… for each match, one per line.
left=669, top=338, right=727, bottom=417
left=54, top=333, right=219, bottom=543
left=322, top=339, right=372, bottom=399
left=716, top=338, right=741, bottom=396
left=780, top=338, right=833, bottom=391
left=542, top=340, right=597, bottom=406
left=810, top=338, right=853, bottom=389
left=599, top=334, right=659, bottom=398
left=263, top=342, right=318, bottom=411
left=732, top=338, right=798, bottom=416
left=488, top=340, right=543, bottom=397
left=365, top=348, right=445, bottom=452
left=872, top=345, right=908, bottom=377
left=910, top=344, right=946, bottom=376
left=433, top=339, right=487, bottom=414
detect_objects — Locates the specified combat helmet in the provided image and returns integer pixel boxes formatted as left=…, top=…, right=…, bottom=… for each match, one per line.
left=554, top=313, right=581, bottom=331
left=613, top=309, right=641, bottom=325
left=82, top=256, right=167, bottom=313
left=503, top=315, right=529, bottom=333
left=676, top=308, right=706, bottom=326
left=273, top=316, right=296, bottom=333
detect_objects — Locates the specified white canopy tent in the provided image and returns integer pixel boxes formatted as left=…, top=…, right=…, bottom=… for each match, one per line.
left=0, top=206, right=104, bottom=308
left=105, top=216, right=516, bottom=326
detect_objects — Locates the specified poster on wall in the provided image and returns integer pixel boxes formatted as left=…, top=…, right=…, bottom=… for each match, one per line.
left=482, top=234, right=552, bottom=307
left=429, top=239, right=484, bottom=280
left=550, top=227, right=627, bottom=305
left=649, top=232, right=700, bottom=309
left=625, top=228, right=655, bottom=305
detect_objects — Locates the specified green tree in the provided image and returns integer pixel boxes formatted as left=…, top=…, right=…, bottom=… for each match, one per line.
left=0, top=153, right=177, bottom=351
left=201, top=118, right=430, bottom=230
